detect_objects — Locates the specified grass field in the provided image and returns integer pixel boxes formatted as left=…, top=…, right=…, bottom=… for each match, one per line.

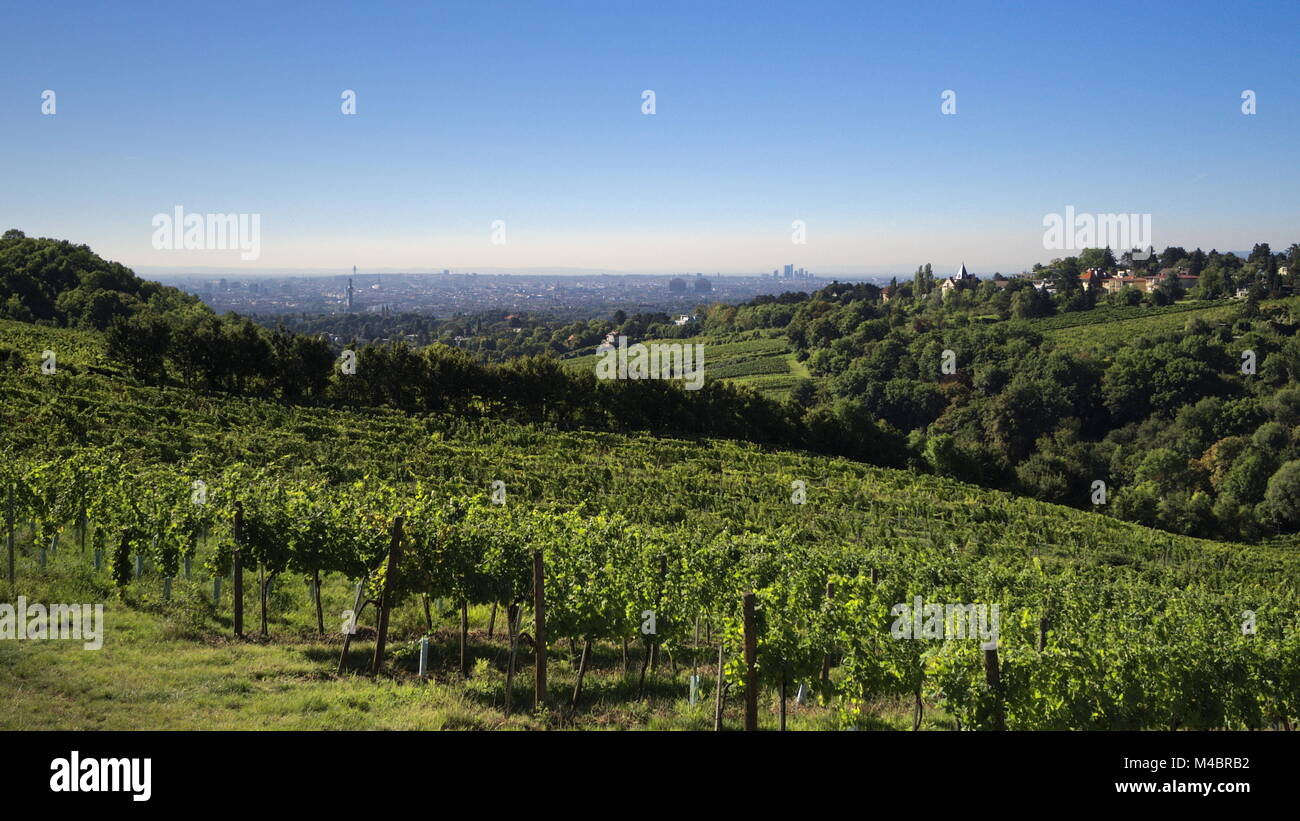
left=0, top=532, right=902, bottom=731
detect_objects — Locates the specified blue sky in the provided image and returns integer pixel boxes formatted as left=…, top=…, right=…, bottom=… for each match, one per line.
left=2, top=0, right=1298, bottom=275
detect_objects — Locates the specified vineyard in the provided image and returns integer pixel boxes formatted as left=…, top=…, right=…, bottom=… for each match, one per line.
left=1035, top=299, right=1247, bottom=352
left=565, top=330, right=807, bottom=401
left=3, top=325, right=1299, bottom=730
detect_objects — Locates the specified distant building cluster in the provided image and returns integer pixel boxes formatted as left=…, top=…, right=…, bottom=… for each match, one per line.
left=774, top=264, right=814, bottom=280
left=1027, top=268, right=1204, bottom=296
left=161, top=270, right=801, bottom=319
left=883, top=261, right=1235, bottom=302
left=1085, top=269, right=1197, bottom=295
left=668, top=273, right=713, bottom=294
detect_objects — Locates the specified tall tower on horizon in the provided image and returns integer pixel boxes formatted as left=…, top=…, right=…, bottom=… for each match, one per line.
left=347, top=278, right=354, bottom=312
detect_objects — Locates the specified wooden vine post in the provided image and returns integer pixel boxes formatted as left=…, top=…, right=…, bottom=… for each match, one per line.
left=459, top=600, right=469, bottom=678
left=232, top=502, right=244, bottom=638
left=533, top=549, right=547, bottom=709
left=819, top=580, right=835, bottom=697
left=371, top=515, right=405, bottom=675
left=312, top=569, right=325, bottom=635
left=743, top=591, right=758, bottom=731
left=984, top=646, right=1006, bottom=731
left=652, top=555, right=667, bottom=673
left=779, top=671, right=787, bottom=731
left=337, top=581, right=366, bottom=675
left=638, top=554, right=668, bottom=699
left=504, top=603, right=520, bottom=713
left=713, top=639, right=725, bottom=731
left=6, top=481, right=14, bottom=588
left=259, top=563, right=268, bottom=637
left=572, top=639, right=591, bottom=707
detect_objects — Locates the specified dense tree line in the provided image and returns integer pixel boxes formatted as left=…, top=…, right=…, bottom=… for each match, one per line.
left=106, top=326, right=810, bottom=451
left=264, top=307, right=711, bottom=364
left=692, top=246, right=1300, bottom=541
left=101, top=308, right=801, bottom=450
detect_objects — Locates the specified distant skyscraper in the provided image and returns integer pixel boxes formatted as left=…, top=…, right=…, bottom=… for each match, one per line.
left=347, top=278, right=354, bottom=311
left=783, top=264, right=794, bottom=278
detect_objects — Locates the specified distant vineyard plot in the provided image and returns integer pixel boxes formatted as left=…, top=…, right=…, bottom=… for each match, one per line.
left=565, top=330, right=806, bottom=400
left=1032, top=300, right=1244, bottom=351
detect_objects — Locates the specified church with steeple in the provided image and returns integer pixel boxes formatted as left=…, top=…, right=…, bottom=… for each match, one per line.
left=940, top=262, right=977, bottom=293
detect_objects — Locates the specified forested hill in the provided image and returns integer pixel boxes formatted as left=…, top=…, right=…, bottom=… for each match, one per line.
left=0, top=229, right=201, bottom=328
left=7, top=232, right=1300, bottom=549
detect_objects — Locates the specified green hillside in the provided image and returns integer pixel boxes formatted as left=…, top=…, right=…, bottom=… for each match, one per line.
left=3, top=319, right=1298, bottom=730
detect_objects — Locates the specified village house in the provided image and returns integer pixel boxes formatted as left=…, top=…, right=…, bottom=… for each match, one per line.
left=1099, top=274, right=1200, bottom=294
left=1101, top=276, right=1152, bottom=293
left=1080, top=268, right=1110, bottom=291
